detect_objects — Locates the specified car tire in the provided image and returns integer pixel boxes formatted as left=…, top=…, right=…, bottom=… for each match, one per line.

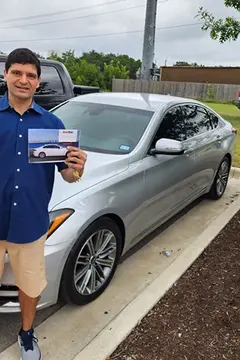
left=65, top=150, right=70, bottom=159
left=59, top=217, right=123, bottom=306
left=207, top=156, right=231, bottom=200
left=39, top=152, right=46, bottom=158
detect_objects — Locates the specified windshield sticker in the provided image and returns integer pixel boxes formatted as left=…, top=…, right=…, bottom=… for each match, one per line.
left=119, top=144, right=131, bottom=151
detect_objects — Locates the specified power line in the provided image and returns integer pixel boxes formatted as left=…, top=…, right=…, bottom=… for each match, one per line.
left=0, top=1, right=168, bottom=30
left=0, top=22, right=203, bottom=43
left=1, top=0, right=129, bottom=23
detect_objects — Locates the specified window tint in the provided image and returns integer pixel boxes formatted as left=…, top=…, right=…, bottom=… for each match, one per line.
left=44, top=145, right=59, bottom=148
left=0, top=62, right=7, bottom=95
left=181, top=104, right=218, bottom=139
left=156, top=106, right=187, bottom=142
left=208, top=111, right=219, bottom=129
left=36, top=66, right=64, bottom=95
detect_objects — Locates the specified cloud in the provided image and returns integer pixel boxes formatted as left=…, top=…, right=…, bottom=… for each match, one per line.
left=0, top=0, right=239, bottom=66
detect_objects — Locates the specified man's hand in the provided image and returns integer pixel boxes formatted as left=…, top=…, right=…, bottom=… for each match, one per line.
left=61, top=146, right=87, bottom=183
left=65, top=146, right=87, bottom=173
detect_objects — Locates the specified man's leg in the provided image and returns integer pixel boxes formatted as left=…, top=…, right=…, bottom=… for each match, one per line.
left=0, top=241, right=7, bottom=281
left=19, top=289, right=39, bottom=331
left=7, top=234, right=47, bottom=359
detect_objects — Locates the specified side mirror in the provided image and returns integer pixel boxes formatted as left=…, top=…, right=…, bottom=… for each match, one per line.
left=150, top=138, right=185, bottom=155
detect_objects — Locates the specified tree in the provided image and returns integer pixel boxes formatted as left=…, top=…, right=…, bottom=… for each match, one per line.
left=173, top=61, right=205, bottom=67
left=80, top=51, right=140, bottom=79
left=197, top=1, right=240, bottom=43
left=34, top=52, right=45, bottom=59
left=48, top=49, right=130, bottom=91
left=103, top=60, right=129, bottom=91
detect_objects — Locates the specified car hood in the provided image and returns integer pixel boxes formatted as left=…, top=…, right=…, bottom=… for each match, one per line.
left=49, top=151, right=129, bottom=210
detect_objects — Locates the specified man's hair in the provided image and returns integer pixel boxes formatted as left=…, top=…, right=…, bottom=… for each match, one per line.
left=5, top=48, right=41, bottom=77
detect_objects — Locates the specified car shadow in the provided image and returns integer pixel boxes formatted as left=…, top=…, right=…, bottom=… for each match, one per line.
left=120, top=196, right=203, bottom=264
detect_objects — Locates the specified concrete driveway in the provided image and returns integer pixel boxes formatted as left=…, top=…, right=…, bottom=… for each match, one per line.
left=0, top=175, right=239, bottom=359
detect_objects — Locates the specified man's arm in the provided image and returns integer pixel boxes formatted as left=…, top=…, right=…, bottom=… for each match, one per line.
left=60, top=146, right=87, bottom=183
left=60, top=167, right=84, bottom=183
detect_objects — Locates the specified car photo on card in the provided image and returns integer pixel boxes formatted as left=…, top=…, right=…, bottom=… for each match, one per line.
left=28, top=129, right=80, bottom=163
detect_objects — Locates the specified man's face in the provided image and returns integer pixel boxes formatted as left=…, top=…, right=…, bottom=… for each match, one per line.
left=4, top=63, right=40, bottom=100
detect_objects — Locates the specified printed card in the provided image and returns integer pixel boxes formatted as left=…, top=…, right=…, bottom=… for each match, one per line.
left=28, top=129, right=80, bottom=163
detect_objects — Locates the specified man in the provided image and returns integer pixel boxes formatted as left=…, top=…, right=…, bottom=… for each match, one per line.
left=0, top=48, right=87, bottom=359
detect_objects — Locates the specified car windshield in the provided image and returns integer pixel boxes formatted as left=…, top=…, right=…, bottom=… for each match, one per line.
left=52, top=101, right=154, bottom=154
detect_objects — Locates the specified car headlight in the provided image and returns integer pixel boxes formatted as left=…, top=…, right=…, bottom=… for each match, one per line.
left=47, top=208, right=74, bottom=238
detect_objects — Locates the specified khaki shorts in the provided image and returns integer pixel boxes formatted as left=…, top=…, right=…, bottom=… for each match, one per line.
left=0, top=233, right=47, bottom=298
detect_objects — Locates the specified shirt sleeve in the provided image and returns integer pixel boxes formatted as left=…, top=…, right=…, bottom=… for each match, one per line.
left=51, top=113, right=69, bottom=173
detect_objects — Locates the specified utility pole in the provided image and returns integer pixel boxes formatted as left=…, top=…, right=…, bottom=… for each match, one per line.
left=140, top=0, right=158, bottom=80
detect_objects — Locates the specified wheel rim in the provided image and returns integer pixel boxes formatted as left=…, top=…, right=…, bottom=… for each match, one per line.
left=216, top=160, right=229, bottom=196
left=73, top=229, right=117, bottom=296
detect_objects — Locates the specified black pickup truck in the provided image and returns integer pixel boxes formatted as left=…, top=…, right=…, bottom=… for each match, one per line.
left=0, top=55, right=99, bottom=110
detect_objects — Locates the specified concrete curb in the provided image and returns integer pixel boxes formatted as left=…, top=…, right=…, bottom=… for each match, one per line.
left=231, top=166, right=240, bottom=179
left=73, top=196, right=240, bottom=360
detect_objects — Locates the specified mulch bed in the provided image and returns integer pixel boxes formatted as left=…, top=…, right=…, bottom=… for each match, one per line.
left=110, top=211, right=240, bottom=360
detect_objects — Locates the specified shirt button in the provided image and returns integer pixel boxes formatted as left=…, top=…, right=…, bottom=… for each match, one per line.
left=13, top=202, right=17, bottom=206
left=18, top=152, right=21, bottom=155
left=15, top=185, right=19, bottom=189
left=19, top=134, right=22, bottom=138
left=17, top=168, right=20, bottom=172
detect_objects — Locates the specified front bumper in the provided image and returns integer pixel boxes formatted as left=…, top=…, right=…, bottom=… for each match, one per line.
left=0, top=240, right=70, bottom=313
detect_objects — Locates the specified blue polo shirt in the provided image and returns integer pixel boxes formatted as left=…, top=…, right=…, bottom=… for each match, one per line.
left=0, top=92, right=68, bottom=244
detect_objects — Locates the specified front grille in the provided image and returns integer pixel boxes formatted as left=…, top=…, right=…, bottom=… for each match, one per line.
left=0, top=285, right=19, bottom=305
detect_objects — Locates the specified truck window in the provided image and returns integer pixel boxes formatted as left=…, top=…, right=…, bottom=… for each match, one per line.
left=36, top=65, right=64, bottom=95
left=0, top=62, right=6, bottom=96
left=0, top=62, right=64, bottom=96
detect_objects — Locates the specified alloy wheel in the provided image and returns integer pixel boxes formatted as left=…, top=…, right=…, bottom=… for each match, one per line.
left=73, top=229, right=117, bottom=295
left=216, top=160, right=229, bottom=196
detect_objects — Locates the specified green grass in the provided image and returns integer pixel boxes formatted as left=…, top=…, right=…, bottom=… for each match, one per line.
left=203, top=102, right=240, bottom=167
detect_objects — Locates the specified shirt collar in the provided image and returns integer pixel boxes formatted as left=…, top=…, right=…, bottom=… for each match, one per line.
left=0, top=91, right=43, bottom=114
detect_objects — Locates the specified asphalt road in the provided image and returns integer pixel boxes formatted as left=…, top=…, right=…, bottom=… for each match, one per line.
left=1, top=178, right=239, bottom=354
left=0, top=199, right=202, bottom=353
left=0, top=303, right=62, bottom=352
left=29, top=156, right=66, bottom=163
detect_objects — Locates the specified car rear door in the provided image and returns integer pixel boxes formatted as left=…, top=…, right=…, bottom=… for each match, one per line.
left=141, top=105, right=198, bottom=231
left=180, top=104, right=223, bottom=195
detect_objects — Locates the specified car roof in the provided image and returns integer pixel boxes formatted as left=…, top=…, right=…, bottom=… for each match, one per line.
left=70, top=92, right=202, bottom=112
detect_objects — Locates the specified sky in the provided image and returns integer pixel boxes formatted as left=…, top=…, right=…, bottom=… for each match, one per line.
left=0, top=0, right=239, bottom=67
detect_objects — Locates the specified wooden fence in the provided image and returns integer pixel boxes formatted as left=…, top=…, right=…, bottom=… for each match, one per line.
left=112, top=79, right=240, bottom=102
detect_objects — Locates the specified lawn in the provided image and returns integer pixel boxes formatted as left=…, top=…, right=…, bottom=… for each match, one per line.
left=203, top=102, right=240, bottom=168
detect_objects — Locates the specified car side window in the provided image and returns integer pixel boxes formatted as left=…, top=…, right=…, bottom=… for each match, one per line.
left=0, top=62, right=7, bottom=96
left=207, top=110, right=219, bottom=129
left=181, top=104, right=213, bottom=139
left=154, top=106, right=187, bottom=143
left=36, top=66, right=64, bottom=95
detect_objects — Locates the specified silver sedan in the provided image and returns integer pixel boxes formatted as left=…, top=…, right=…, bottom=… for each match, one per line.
left=0, top=92, right=236, bottom=312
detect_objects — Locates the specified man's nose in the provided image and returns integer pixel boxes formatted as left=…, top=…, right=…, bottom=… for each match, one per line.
left=19, top=74, right=28, bottom=84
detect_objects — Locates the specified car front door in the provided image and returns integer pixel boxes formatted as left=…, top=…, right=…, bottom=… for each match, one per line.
left=44, top=145, right=55, bottom=156
left=141, top=105, right=198, bottom=232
